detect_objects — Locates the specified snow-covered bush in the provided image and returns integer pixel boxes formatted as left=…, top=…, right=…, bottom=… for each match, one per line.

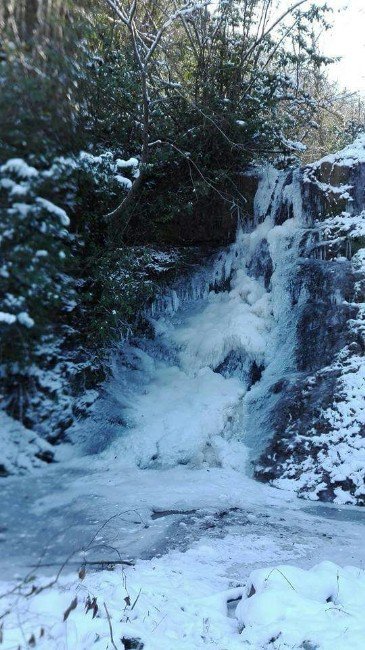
left=237, top=561, right=365, bottom=649
left=0, top=410, right=54, bottom=476
left=35, top=151, right=155, bottom=347
left=0, top=151, right=142, bottom=355
left=0, top=158, right=74, bottom=366
left=38, top=151, right=139, bottom=219
left=0, top=152, right=158, bottom=431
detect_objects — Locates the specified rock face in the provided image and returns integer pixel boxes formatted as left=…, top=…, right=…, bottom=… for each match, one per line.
left=255, top=136, right=365, bottom=505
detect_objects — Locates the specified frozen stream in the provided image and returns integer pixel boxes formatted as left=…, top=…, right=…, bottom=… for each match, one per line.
left=1, top=455, right=365, bottom=584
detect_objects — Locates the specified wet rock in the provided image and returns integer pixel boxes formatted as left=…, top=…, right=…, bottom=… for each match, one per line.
left=122, top=638, right=144, bottom=650
left=247, top=238, right=273, bottom=289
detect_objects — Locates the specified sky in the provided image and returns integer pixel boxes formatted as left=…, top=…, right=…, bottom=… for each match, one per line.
left=320, top=0, right=365, bottom=94
left=210, top=0, right=365, bottom=95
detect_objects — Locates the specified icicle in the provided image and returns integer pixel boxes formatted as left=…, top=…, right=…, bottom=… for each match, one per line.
left=346, top=238, right=352, bottom=260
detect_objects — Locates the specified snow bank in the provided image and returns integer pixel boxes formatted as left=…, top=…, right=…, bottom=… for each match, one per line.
left=237, top=561, right=365, bottom=649
left=2, top=555, right=365, bottom=650
left=0, top=534, right=251, bottom=650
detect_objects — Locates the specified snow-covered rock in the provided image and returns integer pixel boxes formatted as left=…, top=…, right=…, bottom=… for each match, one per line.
left=237, top=561, right=365, bottom=649
left=256, top=136, right=365, bottom=505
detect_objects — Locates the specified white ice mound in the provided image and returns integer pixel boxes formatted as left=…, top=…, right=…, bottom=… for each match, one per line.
left=236, top=561, right=365, bottom=649
left=117, top=362, right=246, bottom=469
left=171, top=272, right=272, bottom=372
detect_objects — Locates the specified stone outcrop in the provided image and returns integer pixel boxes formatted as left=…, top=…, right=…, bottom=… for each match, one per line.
left=255, top=136, right=365, bottom=505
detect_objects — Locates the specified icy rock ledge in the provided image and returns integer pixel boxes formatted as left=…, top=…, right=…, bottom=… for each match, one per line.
left=255, top=136, right=365, bottom=506
left=0, top=410, right=54, bottom=476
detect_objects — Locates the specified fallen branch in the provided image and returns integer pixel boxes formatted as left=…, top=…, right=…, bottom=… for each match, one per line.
left=30, top=559, right=135, bottom=568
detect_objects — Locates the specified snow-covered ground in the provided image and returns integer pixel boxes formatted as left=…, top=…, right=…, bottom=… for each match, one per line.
left=1, top=456, right=365, bottom=649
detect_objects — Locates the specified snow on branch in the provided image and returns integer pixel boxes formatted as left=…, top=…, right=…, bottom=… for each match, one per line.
left=144, top=1, right=211, bottom=64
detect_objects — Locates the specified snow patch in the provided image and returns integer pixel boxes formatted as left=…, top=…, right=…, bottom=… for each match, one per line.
left=0, top=158, right=38, bottom=179
left=17, top=311, right=35, bottom=328
left=309, top=132, right=365, bottom=170
left=0, top=311, right=16, bottom=325
left=2, top=554, right=365, bottom=650
left=36, top=197, right=70, bottom=226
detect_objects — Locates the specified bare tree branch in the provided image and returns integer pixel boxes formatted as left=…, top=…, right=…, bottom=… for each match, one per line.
left=240, top=0, right=310, bottom=66
left=104, top=0, right=211, bottom=224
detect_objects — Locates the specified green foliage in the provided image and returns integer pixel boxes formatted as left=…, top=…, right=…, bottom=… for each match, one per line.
left=0, top=28, right=84, bottom=160
left=0, top=159, right=74, bottom=365
left=94, top=0, right=335, bottom=239
left=79, top=13, right=141, bottom=151
left=82, top=247, right=154, bottom=346
left=36, top=151, right=135, bottom=234
left=0, top=3, right=141, bottom=162
left=0, top=151, right=154, bottom=373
